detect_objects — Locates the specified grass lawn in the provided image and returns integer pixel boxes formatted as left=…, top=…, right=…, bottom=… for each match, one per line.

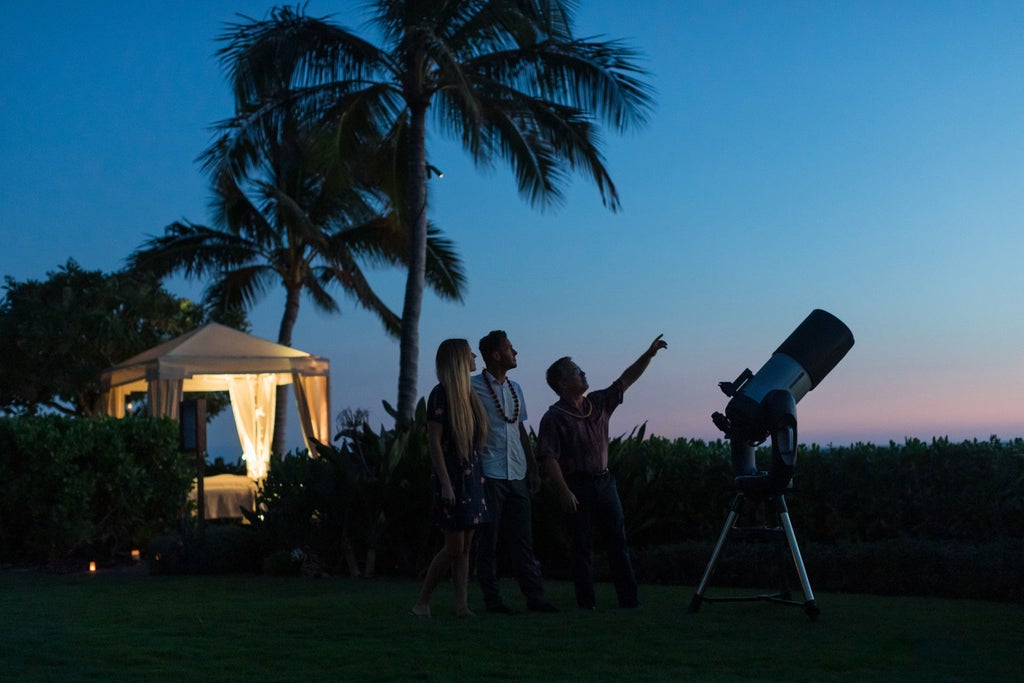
left=1, top=567, right=1022, bottom=681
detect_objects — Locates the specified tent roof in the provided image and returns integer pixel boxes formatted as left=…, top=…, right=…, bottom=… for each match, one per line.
left=101, top=323, right=329, bottom=391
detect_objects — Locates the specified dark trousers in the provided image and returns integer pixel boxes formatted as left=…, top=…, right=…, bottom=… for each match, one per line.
left=477, top=478, right=547, bottom=608
left=565, top=472, right=638, bottom=608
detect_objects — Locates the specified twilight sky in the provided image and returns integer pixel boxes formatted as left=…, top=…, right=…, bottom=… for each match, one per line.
left=3, top=1, right=1023, bottom=459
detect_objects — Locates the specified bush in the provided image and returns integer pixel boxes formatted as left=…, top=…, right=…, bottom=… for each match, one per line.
left=631, top=538, right=1024, bottom=602
left=602, top=431, right=1024, bottom=598
left=8, top=411, right=1023, bottom=600
left=186, top=525, right=263, bottom=574
left=610, top=425, right=736, bottom=545
left=796, top=437, right=1024, bottom=542
left=0, top=415, right=192, bottom=564
left=604, top=432, right=1024, bottom=547
left=243, top=399, right=436, bottom=578
left=147, top=526, right=262, bottom=575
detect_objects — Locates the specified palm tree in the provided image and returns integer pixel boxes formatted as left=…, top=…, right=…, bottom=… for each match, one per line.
left=130, top=95, right=465, bottom=454
left=216, top=1, right=654, bottom=422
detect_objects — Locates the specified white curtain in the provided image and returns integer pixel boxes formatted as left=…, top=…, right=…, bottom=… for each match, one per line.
left=148, top=379, right=183, bottom=419
left=100, top=387, right=127, bottom=418
left=227, top=374, right=278, bottom=480
left=293, top=372, right=330, bottom=453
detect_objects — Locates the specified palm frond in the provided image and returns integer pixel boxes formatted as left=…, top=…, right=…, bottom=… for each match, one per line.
left=437, top=88, right=566, bottom=209
left=203, top=264, right=277, bottom=312
left=319, top=252, right=402, bottom=338
left=255, top=180, right=329, bottom=253
left=300, top=270, right=342, bottom=315
left=210, top=170, right=278, bottom=240
left=128, top=222, right=262, bottom=279
left=423, top=224, right=467, bottom=301
left=325, top=215, right=465, bottom=302
left=218, top=6, right=391, bottom=108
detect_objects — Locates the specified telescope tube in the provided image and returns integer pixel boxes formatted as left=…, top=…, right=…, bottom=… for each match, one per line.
left=737, top=309, right=854, bottom=406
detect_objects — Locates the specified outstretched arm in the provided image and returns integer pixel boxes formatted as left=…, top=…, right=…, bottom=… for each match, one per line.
left=617, top=334, right=668, bottom=392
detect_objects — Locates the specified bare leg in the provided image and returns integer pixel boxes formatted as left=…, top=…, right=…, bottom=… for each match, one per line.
left=453, top=529, right=475, bottom=617
left=412, top=529, right=464, bottom=616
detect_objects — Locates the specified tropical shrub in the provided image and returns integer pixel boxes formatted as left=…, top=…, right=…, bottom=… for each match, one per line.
left=603, top=431, right=1024, bottom=547
left=327, top=400, right=435, bottom=576
left=0, top=415, right=191, bottom=564
left=608, top=432, right=1024, bottom=599
left=243, top=400, right=435, bottom=577
left=148, top=525, right=262, bottom=575
left=609, top=425, right=736, bottom=545
left=795, top=437, right=1024, bottom=542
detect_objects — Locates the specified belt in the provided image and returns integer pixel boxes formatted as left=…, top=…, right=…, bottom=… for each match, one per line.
left=567, top=469, right=609, bottom=480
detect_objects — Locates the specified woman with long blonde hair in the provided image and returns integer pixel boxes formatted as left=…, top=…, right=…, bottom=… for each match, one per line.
left=411, top=339, right=490, bottom=617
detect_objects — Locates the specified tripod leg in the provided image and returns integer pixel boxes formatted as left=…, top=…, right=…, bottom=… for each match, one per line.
left=690, top=493, right=744, bottom=612
left=776, top=497, right=819, bottom=620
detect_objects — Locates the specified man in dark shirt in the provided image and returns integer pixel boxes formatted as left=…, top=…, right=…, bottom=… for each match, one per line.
left=536, top=335, right=668, bottom=610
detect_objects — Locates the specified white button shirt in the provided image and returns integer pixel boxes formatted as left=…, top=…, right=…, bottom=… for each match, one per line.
left=472, top=370, right=529, bottom=480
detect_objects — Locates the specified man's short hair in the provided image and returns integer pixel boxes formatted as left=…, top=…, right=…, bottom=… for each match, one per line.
left=478, top=330, right=508, bottom=360
left=546, top=356, right=575, bottom=393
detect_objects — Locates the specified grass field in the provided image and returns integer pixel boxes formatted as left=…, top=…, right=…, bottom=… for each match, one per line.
left=2, top=567, right=1022, bottom=681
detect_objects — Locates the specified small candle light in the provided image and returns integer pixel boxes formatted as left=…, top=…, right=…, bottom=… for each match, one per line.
left=131, top=549, right=140, bottom=561
left=89, top=561, right=96, bottom=573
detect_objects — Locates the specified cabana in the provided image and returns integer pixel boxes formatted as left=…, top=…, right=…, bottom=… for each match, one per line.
left=99, top=323, right=330, bottom=481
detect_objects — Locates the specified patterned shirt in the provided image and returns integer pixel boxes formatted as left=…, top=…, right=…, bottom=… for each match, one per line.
left=536, top=380, right=624, bottom=476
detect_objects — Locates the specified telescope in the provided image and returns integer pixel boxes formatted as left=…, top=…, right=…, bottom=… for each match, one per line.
left=691, top=309, right=854, bottom=620
left=712, top=308, right=854, bottom=493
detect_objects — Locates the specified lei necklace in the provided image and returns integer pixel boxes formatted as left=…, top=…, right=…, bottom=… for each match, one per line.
left=484, top=373, right=520, bottom=424
left=554, top=398, right=593, bottom=419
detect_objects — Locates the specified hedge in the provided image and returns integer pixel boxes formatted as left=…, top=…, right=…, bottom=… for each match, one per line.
left=5, top=414, right=1024, bottom=599
left=0, top=415, right=193, bottom=565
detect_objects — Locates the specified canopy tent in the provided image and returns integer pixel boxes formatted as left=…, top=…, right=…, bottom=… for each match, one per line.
left=99, top=323, right=330, bottom=480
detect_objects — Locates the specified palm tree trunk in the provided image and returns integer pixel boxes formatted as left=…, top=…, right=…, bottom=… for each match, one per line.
left=396, top=104, right=430, bottom=424
left=273, top=285, right=301, bottom=454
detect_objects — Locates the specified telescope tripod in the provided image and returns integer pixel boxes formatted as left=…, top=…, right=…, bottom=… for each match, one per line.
left=689, top=490, right=819, bottom=621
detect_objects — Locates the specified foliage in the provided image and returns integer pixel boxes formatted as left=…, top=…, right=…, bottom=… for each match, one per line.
left=0, top=415, right=192, bottom=564
left=243, top=399, right=435, bottom=576
left=160, top=7, right=470, bottom=450
left=0, top=260, right=247, bottom=418
left=630, top=538, right=1024, bottom=602
left=204, top=456, right=246, bottom=476
left=332, top=398, right=435, bottom=575
left=148, top=525, right=262, bottom=576
left=242, top=448, right=338, bottom=566
left=601, top=432, right=1024, bottom=548
left=608, top=424, right=736, bottom=545
left=304, top=421, right=1023, bottom=596
left=796, top=436, right=1024, bottom=542
left=604, top=432, right=1024, bottom=599
left=7, top=404, right=1023, bottom=600
left=214, top=1, right=655, bottom=422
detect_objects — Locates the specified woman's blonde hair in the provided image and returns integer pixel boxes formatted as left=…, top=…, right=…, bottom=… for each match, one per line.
left=436, top=338, right=488, bottom=461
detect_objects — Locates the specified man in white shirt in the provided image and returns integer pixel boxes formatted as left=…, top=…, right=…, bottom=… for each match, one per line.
left=472, top=330, right=556, bottom=613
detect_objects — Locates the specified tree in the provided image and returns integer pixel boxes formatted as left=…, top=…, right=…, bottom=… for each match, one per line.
left=131, top=70, right=466, bottom=453
left=214, top=1, right=654, bottom=423
left=0, top=260, right=246, bottom=417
